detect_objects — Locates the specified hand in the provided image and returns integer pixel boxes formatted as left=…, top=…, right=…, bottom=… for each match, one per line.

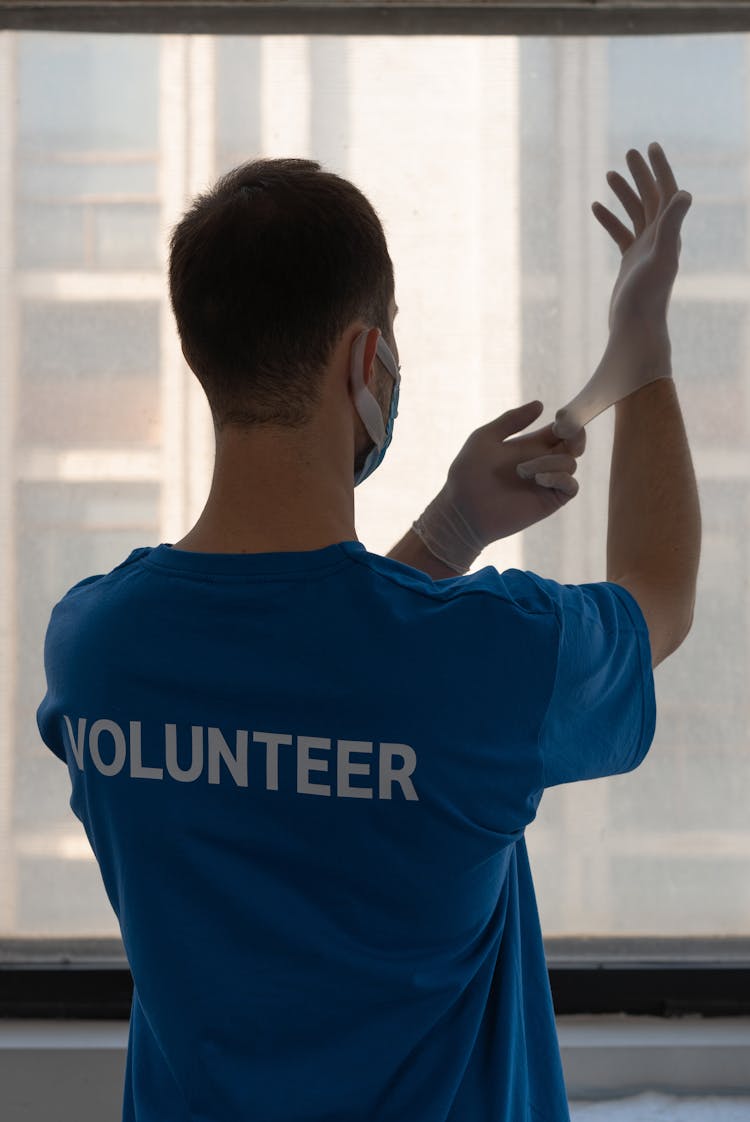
left=599, top=142, right=692, bottom=340
left=553, top=142, right=692, bottom=440
left=412, top=400, right=586, bottom=573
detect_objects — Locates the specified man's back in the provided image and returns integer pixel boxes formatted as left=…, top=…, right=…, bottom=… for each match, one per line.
left=37, top=540, right=655, bottom=1122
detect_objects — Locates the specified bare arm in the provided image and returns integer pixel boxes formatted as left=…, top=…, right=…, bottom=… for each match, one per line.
left=589, top=143, right=700, bottom=667
left=607, top=377, right=701, bottom=667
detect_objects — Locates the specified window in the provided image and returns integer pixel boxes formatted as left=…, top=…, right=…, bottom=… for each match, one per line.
left=1, top=5, right=748, bottom=1009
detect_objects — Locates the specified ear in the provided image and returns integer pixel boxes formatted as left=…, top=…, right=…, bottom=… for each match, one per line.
left=361, top=327, right=380, bottom=388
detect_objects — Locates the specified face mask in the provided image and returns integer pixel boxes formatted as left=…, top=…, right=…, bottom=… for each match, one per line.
left=349, top=329, right=401, bottom=487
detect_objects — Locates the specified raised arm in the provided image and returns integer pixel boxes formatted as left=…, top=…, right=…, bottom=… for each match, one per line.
left=591, top=144, right=700, bottom=668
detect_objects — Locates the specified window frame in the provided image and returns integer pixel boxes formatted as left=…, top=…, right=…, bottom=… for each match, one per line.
left=1, top=0, right=749, bottom=1021
left=4, top=1, right=750, bottom=38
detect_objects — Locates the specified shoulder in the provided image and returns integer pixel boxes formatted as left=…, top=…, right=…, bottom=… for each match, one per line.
left=352, top=551, right=646, bottom=638
left=349, top=547, right=562, bottom=618
left=52, top=546, right=154, bottom=613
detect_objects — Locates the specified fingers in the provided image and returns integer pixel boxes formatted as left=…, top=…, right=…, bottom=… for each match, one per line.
left=595, top=143, right=686, bottom=254
left=552, top=408, right=586, bottom=442
left=626, top=148, right=661, bottom=225
left=517, top=453, right=578, bottom=480
left=515, top=440, right=583, bottom=501
left=606, top=170, right=645, bottom=235
left=561, top=423, right=586, bottom=457
left=488, top=399, right=544, bottom=441
left=534, top=472, right=579, bottom=499
left=648, top=141, right=679, bottom=205
left=592, top=201, right=635, bottom=254
left=514, top=418, right=586, bottom=455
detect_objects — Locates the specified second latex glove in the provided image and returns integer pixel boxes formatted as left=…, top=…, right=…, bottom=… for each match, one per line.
left=412, top=400, right=584, bottom=574
left=552, top=335, right=674, bottom=440
left=553, top=146, right=692, bottom=440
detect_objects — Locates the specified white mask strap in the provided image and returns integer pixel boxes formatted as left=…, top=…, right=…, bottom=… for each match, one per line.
left=350, top=330, right=386, bottom=447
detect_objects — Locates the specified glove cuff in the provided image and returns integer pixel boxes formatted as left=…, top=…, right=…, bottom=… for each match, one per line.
left=411, top=490, right=484, bottom=576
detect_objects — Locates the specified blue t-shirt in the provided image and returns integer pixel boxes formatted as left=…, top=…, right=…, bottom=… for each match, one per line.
left=36, top=540, right=656, bottom=1122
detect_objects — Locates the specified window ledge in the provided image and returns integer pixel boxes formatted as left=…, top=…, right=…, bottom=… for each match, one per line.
left=0, top=1016, right=748, bottom=1099
left=557, top=1015, right=750, bottom=1097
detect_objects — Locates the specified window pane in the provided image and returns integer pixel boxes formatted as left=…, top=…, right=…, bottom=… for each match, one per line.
left=3, top=28, right=749, bottom=943
left=19, top=301, right=160, bottom=446
left=14, top=482, right=161, bottom=934
left=16, top=202, right=161, bottom=270
left=16, top=33, right=160, bottom=276
left=19, top=159, right=157, bottom=198
left=608, top=36, right=748, bottom=273
left=17, top=33, right=160, bottom=150
left=93, top=204, right=161, bottom=269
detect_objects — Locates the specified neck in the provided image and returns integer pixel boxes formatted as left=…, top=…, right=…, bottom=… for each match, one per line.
left=172, top=424, right=358, bottom=554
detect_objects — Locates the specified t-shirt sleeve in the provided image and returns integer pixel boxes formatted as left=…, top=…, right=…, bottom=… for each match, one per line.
left=36, top=571, right=109, bottom=765
left=522, top=572, right=657, bottom=787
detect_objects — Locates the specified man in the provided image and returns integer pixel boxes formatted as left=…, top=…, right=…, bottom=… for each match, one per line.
left=37, top=143, right=699, bottom=1121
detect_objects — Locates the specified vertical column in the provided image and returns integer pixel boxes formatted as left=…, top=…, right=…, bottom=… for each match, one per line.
left=260, top=36, right=311, bottom=158
left=554, top=36, right=615, bottom=586
left=213, top=37, right=262, bottom=172
left=556, top=38, right=592, bottom=585
left=158, top=35, right=190, bottom=544
left=309, top=36, right=349, bottom=172
left=0, top=32, right=18, bottom=935
left=345, top=38, right=498, bottom=551
left=184, top=36, right=218, bottom=529
left=477, top=36, right=522, bottom=574
left=582, top=36, right=614, bottom=585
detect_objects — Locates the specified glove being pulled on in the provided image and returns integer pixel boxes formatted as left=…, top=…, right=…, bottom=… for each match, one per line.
left=553, top=145, right=692, bottom=440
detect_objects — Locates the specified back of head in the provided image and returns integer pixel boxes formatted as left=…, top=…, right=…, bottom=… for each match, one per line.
left=168, top=158, right=395, bottom=431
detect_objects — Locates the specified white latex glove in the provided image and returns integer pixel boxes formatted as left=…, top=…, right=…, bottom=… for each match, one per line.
left=553, top=142, right=692, bottom=441
left=412, top=400, right=586, bottom=575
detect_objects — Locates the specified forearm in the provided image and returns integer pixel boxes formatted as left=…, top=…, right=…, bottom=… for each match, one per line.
left=386, top=527, right=461, bottom=580
left=607, top=375, right=701, bottom=609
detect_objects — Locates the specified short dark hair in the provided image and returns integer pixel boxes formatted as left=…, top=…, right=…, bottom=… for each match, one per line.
left=168, top=158, right=395, bottom=431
